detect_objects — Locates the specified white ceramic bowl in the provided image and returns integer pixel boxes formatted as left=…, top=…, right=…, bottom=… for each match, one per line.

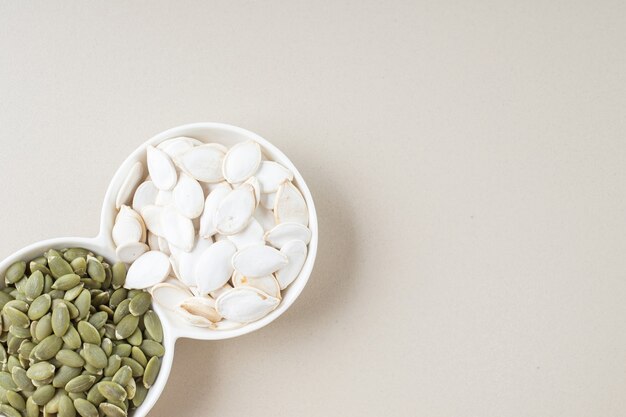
left=0, top=123, right=318, bottom=417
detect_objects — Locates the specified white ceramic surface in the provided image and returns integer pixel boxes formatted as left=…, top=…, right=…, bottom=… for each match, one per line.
left=0, top=123, right=318, bottom=417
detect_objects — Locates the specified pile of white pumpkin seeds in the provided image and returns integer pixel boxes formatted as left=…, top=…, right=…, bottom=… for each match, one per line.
left=0, top=248, right=164, bottom=417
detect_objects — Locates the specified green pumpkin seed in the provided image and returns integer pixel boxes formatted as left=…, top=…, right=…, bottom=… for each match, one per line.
left=83, top=343, right=107, bottom=369
left=43, top=274, right=54, bottom=294
left=49, top=256, right=74, bottom=279
left=126, top=328, right=142, bottom=346
left=99, top=305, right=115, bottom=317
left=115, top=315, right=138, bottom=340
left=101, top=338, right=113, bottom=357
left=28, top=294, right=52, bottom=320
left=32, top=384, right=55, bottom=405
left=87, top=311, right=107, bottom=330
left=128, top=293, right=151, bottom=317
left=0, top=292, right=15, bottom=310
left=99, top=401, right=127, bottom=417
left=26, top=397, right=39, bottom=417
left=112, top=344, right=131, bottom=358
left=5, top=299, right=29, bottom=313
left=5, top=261, right=26, bottom=285
left=74, top=398, right=98, bottom=417
left=49, top=289, right=65, bottom=300
left=55, top=394, right=75, bottom=417
left=70, top=257, right=87, bottom=276
left=113, top=299, right=131, bottom=325
left=111, top=366, right=132, bottom=387
left=77, top=322, right=100, bottom=345
left=6, top=355, right=20, bottom=373
left=62, top=325, right=81, bottom=350
left=11, top=366, right=35, bottom=391
left=74, top=290, right=91, bottom=320
left=35, top=313, right=53, bottom=341
left=64, top=284, right=84, bottom=302
left=0, top=404, right=22, bottom=417
left=34, top=334, right=63, bottom=360
left=29, top=261, right=51, bottom=276
left=125, top=377, right=136, bottom=400
left=5, top=307, right=30, bottom=328
left=143, top=311, right=163, bottom=343
left=132, top=383, right=147, bottom=408
left=52, top=303, right=70, bottom=337
left=53, top=366, right=82, bottom=388
left=143, top=356, right=161, bottom=388
left=140, top=340, right=165, bottom=358
left=86, top=257, right=106, bottom=283
left=56, top=350, right=85, bottom=368
left=64, top=248, right=91, bottom=263
left=24, top=271, right=45, bottom=301
left=103, top=355, right=122, bottom=378
left=91, top=291, right=110, bottom=307
left=81, top=278, right=101, bottom=290
left=120, top=358, right=143, bottom=377
left=11, top=324, right=32, bottom=338
left=52, top=274, right=81, bottom=291
left=131, top=347, right=147, bottom=368
left=108, top=289, right=127, bottom=309
left=6, top=390, right=25, bottom=411
left=65, top=374, right=96, bottom=393
left=26, top=361, right=56, bottom=380
left=0, top=371, right=18, bottom=391
left=111, top=263, right=126, bottom=290
left=97, top=381, right=127, bottom=402
left=86, top=383, right=105, bottom=405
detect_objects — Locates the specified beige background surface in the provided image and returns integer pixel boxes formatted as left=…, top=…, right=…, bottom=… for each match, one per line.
left=1, top=1, right=626, bottom=416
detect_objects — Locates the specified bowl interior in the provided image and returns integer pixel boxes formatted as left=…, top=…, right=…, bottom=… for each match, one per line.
left=0, top=237, right=177, bottom=417
left=100, top=123, right=318, bottom=340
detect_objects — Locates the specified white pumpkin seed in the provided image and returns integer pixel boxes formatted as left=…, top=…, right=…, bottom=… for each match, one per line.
left=140, top=205, right=165, bottom=237
left=274, top=180, right=309, bottom=226
left=240, top=176, right=261, bottom=207
left=174, top=144, right=225, bottom=183
left=132, top=181, right=158, bottom=213
left=222, top=140, right=262, bottom=184
left=175, top=307, right=216, bottom=328
left=173, top=173, right=204, bottom=219
left=255, top=161, right=293, bottom=193
left=232, top=244, right=288, bottom=277
left=146, top=232, right=160, bottom=252
left=146, top=145, right=177, bottom=191
left=179, top=297, right=221, bottom=323
left=198, top=186, right=230, bottom=238
left=215, top=287, right=279, bottom=323
left=116, top=162, right=144, bottom=210
left=232, top=271, right=281, bottom=299
left=264, top=222, right=311, bottom=249
left=112, top=207, right=145, bottom=247
left=152, top=281, right=194, bottom=307
left=227, top=218, right=264, bottom=250
left=169, top=236, right=213, bottom=287
left=260, top=192, right=276, bottom=210
left=194, top=240, right=236, bottom=294
left=157, top=137, right=198, bottom=158
left=125, top=251, right=170, bottom=289
left=275, top=240, right=308, bottom=290
left=254, top=205, right=276, bottom=231
left=214, top=186, right=255, bottom=235
left=160, top=205, right=194, bottom=252
left=115, top=242, right=149, bottom=264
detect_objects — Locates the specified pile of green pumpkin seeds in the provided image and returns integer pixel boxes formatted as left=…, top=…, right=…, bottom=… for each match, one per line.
left=0, top=248, right=164, bottom=417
